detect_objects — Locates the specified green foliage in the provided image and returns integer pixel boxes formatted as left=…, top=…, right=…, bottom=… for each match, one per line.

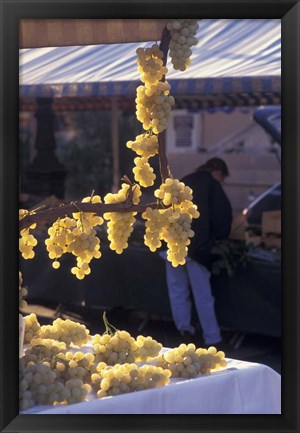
left=211, top=239, right=249, bottom=277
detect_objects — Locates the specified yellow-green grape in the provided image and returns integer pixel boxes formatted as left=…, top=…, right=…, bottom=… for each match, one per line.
left=142, top=208, right=168, bottom=252
left=156, top=343, right=202, bottom=378
left=154, top=178, right=193, bottom=206
left=72, top=194, right=104, bottom=227
left=29, top=338, right=67, bottom=360
left=19, top=209, right=38, bottom=259
left=126, top=133, right=159, bottom=159
left=68, top=228, right=101, bottom=279
left=136, top=44, right=168, bottom=86
left=166, top=19, right=199, bottom=71
left=64, top=378, right=91, bottom=405
left=92, top=330, right=138, bottom=365
left=19, top=271, right=28, bottom=309
left=45, top=216, right=77, bottom=268
left=45, top=195, right=104, bottom=279
left=39, top=318, right=91, bottom=347
left=19, top=358, right=67, bottom=409
left=157, top=344, right=227, bottom=378
left=161, top=210, right=195, bottom=267
left=24, top=313, right=41, bottom=344
left=132, top=156, right=156, bottom=187
left=135, top=81, right=175, bottom=134
left=134, top=335, right=163, bottom=361
left=178, top=199, right=200, bottom=219
left=54, top=351, right=96, bottom=384
left=93, top=363, right=171, bottom=398
left=104, top=184, right=141, bottom=254
left=196, top=346, right=227, bottom=374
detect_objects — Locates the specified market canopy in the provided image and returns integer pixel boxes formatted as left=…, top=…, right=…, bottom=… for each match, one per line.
left=19, top=19, right=281, bottom=110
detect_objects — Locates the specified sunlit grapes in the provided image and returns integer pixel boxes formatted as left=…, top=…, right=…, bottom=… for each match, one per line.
left=167, top=19, right=199, bottom=71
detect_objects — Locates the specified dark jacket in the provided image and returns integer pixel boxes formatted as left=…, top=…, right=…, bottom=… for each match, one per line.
left=181, top=170, right=232, bottom=267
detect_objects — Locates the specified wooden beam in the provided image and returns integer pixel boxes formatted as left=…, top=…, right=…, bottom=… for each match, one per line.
left=19, top=19, right=167, bottom=48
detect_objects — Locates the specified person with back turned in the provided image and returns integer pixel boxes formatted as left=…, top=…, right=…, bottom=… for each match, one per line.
left=162, top=157, right=232, bottom=347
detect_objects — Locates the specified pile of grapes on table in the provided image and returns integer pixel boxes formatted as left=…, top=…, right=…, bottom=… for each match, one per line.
left=20, top=309, right=227, bottom=411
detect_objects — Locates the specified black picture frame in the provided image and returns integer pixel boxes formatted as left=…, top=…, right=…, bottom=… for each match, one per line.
left=1, top=0, right=299, bottom=432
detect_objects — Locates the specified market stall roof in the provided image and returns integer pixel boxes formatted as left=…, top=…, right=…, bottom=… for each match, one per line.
left=19, top=19, right=281, bottom=109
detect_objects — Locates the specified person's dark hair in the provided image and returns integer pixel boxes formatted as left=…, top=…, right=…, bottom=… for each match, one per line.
left=196, top=157, right=229, bottom=177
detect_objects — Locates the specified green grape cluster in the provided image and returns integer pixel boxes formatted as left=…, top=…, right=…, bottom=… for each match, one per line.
left=136, top=81, right=175, bottom=134
left=161, top=210, right=195, bottom=267
left=19, top=210, right=38, bottom=259
left=156, top=344, right=227, bottom=378
left=29, top=338, right=67, bottom=359
left=142, top=197, right=199, bottom=266
left=19, top=271, right=28, bottom=309
left=53, top=350, right=96, bottom=384
left=45, top=216, right=77, bottom=269
left=154, top=178, right=193, bottom=206
left=142, top=208, right=167, bottom=252
left=126, top=133, right=159, bottom=159
left=132, top=156, right=156, bottom=187
left=39, top=318, right=91, bottom=347
left=136, top=44, right=168, bottom=85
left=104, top=183, right=142, bottom=254
left=24, top=313, right=41, bottom=344
left=19, top=358, right=66, bottom=410
left=45, top=195, right=104, bottom=279
left=134, top=335, right=163, bottom=361
left=167, top=19, right=199, bottom=71
left=91, top=363, right=171, bottom=398
left=64, top=378, right=91, bottom=405
left=92, top=330, right=137, bottom=365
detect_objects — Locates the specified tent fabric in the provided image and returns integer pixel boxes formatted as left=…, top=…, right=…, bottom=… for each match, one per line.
left=19, top=19, right=281, bottom=103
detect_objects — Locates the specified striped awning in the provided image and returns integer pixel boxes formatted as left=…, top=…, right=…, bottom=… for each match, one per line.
left=19, top=19, right=281, bottom=109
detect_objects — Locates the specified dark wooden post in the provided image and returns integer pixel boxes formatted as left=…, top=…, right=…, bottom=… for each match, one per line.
left=25, top=97, right=66, bottom=199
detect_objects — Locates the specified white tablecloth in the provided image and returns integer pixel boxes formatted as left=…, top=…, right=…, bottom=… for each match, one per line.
left=21, top=352, right=281, bottom=414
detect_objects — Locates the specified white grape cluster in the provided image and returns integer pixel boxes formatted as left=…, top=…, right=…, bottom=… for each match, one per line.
left=134, top=335, right=163, bottom=361
left=104, top=183, right=141, bottom=254
left=161, top=210, right=195, bottom=267
left=156, top=344, right=227, bottom=378
left=19, top=210, right=38, bottom=259
left=126, top=133, right=159, bottom=159
left=143, top=208, right=166, bottom=252
left=132, top=156, right=156, bottom=187
left=39, top=318, right=91, bottom=347
left=92, top=331, right=137, bottom=365
left=142, top=207, right=196, bottom=267
left=91, top=363, right=171, bottom=398
left=166, top=19, right=199, bottom=71
left=19, top=271, right=28, bottom=309
left=127, top=133, right=159, bottom=187
left=136, top=44, right=168, bottom=85
left=24, top=313, right=41, bottom=344
left=29, top=338, right=67, bottom=359
left=142, top=178, right=200, bottom=266
left=19, top=359, right=66, bottom=410
left=45, top=216, right=77, bottom=268
left=154, top=178, right=193, bottom=206
left=19, top=358, right=91, bottom=410
left=136, top=81, right=175, bottom=134
left=53, top=350, right=96, bottom=384
left=45, top=195, right=104, bottom=279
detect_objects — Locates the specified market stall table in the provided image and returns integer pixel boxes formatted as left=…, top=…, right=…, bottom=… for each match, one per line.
left=21, top=349, right=281, bottom=415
